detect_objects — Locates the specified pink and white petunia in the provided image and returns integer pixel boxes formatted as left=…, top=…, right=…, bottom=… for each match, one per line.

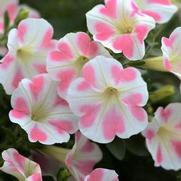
left=161, top=27, right=181, bottom=79
left=47, top=32, right=111, bottom=98
left=65, top=132, right=103, bottom=181
left=9, top=73, right=78, bottom=145
left=0, top=148, right=42, bottom=181
left=67, top=56, right=149, bottom=143
left=86, top=0, right=155, bottom=60
left=143, top=103, right=181, bottom=170
left=0, top=18, right=54, bottom=94
left=84, top=168, right=118, bottom=181
left=135, top=0, right=178, bottom=24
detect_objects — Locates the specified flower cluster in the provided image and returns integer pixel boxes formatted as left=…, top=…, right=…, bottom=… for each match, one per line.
left=0, top=0, right=180, bottom=181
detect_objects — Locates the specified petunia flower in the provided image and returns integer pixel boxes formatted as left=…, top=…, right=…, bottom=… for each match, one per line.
left=84, top=168, right=118, bottom=181
left=161, top=27, right=181, bottom=79
left=9, top=73, right=78, bottom=145
left=65, top=132, right=103, bottom=181
left=0, top=148, right=42, bottom=181
left=0, top=18, right=54, bottom=94
left=67, top=56, right=148, bottom=143
left=142, top=103, right=181, bottom=170
left=135, top=0, right=178, bottom=24
left=47, top=32, right=111, bottom=98
left=86, top=0, right=155, bottom=60
left=41, top=132, right=103, bottom=181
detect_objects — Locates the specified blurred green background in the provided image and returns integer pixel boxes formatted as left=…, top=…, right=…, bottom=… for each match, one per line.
left=0, top=0, right=181, bottom=180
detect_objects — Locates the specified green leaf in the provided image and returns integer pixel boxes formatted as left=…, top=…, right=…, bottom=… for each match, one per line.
left=126, top=135, right=149, bottom=157
left=106, top=138, right=126, bottom=160
left=3, top=11, right=10, bottom=34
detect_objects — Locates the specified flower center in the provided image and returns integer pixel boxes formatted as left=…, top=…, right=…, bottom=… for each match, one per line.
left=74, top=56, right=88, bottom=73
left=103, top=87, right=119, bottom=100
left=157, top=125, right=177, bottom=138
left=17, top=47, right=33, bottom=62
left=116, top=17, right=134, bottom=34
left=32, top=108, right=48, bottom=122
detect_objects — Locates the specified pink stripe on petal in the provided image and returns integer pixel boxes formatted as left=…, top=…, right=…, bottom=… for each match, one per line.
left=30, top=126, right=47, bottom=142
left=163, top=58, right=172, bottom=71
left=40, top=28, right=53, bottom=48
left=82, top=64, right=96, bottom=87
left=171, top=140, right=181, bottom=158
left=57, top=69, right=76, bottom=92
left=135, top=25, right=149, bottom=43
left=100, top=0, right=117, bottom=18
left=119, top=67, right=137, bottom=82
left=14, top=97, right=29, bottom=114
left=57, top=42, right=74, bottom=60
left=7, top=3, right=18, bottom=22
left=31, top=173, right=42, bottom=181
left=29, top=75, right=44, bottom=99
left=159, top=107, right=172, bottom=122
left=80, top=105, right=101, bottom=128
left=12, top=70, right=23, bottom=89
left=113, top=35, right=134, bottom=58
left=13, top=151, right=25, bottom=170
left=103, top=108, right=125, bottom=140
left=130, top=107, right=146, bottom=122
left=87, top=169, right=104, bottom=181
left=65, top=153, right=73, bottom=167
left=34, top=64, right=47, bottom=73
left=156, top=144, right=163, bottom=166
left=17, top=23, right=27, bottom=42
left=144, top=129, right=155, bottom=140
left=10, top=110, right=27, bottom=119
left=0, top=54, right=14, bottom=69
left=76, top=160, right=95, bottom=175
left=122, top=93, right=143, bottom=106
left=111, top=65, right=122, bottom=84
left=80, top=140, right=94, bottom=152
left=49, top=120, right=74, bottom=133
left=142, top=10, right=161, bottom=21
left=95, top=22, right=116, bottom=41
left=77, top=33, right=98, bottom=57
left=77, top=80, right=91, bottom=91
left=49, top=51, right=69, bottom=62
left=53, top=96, right=68, bottom=107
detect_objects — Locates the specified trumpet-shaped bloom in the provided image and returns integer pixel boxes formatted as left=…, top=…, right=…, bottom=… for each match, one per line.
left=65, top=132, right=103, bottom=181
left=0, top=18, right=54, bottom=94
left=135, top=0, right=178, bottom=24
left=0, top=148, right=42, bottom=181
left=67, top=56, right=148, bottom=143
left=86, top=0, right=155, bottom=60
left=161, top=27, right=181, bottom=79
left=9, top=74, right=78, bottom=145
left=143, top=103, right=181, bottom=170
left=84, top=168, right=118, bottom=181
left=47, top=32, right=111, bottom=97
